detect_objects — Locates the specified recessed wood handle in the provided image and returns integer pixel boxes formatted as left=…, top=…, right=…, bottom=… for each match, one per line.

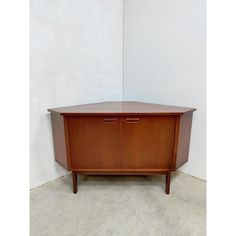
left=126, top=118, right=140, bottom=123
left=103, top=118, right=118, bottom=123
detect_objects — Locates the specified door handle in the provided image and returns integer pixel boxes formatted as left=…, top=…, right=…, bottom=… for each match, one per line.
left=103, top=118, right=118, bottom=123
left=126, top=118, right=140, bottom=123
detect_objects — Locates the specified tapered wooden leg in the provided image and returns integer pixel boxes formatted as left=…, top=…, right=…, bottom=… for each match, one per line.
left=165, top=172, right=171, bottom=194
left=72, top=171, right=78, bottom=194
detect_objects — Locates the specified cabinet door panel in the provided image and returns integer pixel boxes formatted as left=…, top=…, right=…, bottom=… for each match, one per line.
left=67, top=116, right=122, bottom=169
left=123, top=116, right=176, bottom=169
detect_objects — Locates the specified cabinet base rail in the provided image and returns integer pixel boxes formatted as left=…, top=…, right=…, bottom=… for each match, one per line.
left=71, top=171, right=172, bottom=195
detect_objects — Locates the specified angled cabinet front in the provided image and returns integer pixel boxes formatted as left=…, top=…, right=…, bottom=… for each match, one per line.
left=66, top=116, right=122, bottom=170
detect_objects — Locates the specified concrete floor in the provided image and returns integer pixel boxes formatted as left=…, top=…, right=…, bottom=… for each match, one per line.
left=30, top=172, right=206, bottom=236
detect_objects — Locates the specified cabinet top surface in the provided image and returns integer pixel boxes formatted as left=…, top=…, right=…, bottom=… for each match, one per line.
left=48, top=101, right=195, bottom=115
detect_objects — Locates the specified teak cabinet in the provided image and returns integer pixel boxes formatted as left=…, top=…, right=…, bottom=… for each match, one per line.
left=48, top=101, right=196, bottom=194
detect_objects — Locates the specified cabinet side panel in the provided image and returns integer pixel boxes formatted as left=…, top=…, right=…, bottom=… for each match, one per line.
left=50, top=112, right=68, bottom=169
left=175, top=112, right=193, bottom=169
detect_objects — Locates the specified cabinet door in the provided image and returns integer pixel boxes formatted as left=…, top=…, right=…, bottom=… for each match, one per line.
left=123, top=116, right=176, bottom=169
left=67, top=116, right=122, bottom=169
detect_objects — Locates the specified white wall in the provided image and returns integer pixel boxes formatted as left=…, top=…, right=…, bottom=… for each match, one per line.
left=124, top=0, right=206, bottom=180
left=30, top=0, right=123, bottom=188
left=31, top=0, right=206, bottom=188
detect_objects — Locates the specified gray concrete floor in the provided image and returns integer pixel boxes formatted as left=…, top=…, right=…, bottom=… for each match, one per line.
left=30, top=172, right=206, bottom=236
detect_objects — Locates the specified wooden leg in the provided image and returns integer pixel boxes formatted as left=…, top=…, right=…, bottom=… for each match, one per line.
left=165, top=172, right=171, bottom=194
left=72, top=171, right=78, bottom=194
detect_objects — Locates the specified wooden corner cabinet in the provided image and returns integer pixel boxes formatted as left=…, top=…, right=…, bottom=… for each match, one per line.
left=48, top=101, right=195, bottom=194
